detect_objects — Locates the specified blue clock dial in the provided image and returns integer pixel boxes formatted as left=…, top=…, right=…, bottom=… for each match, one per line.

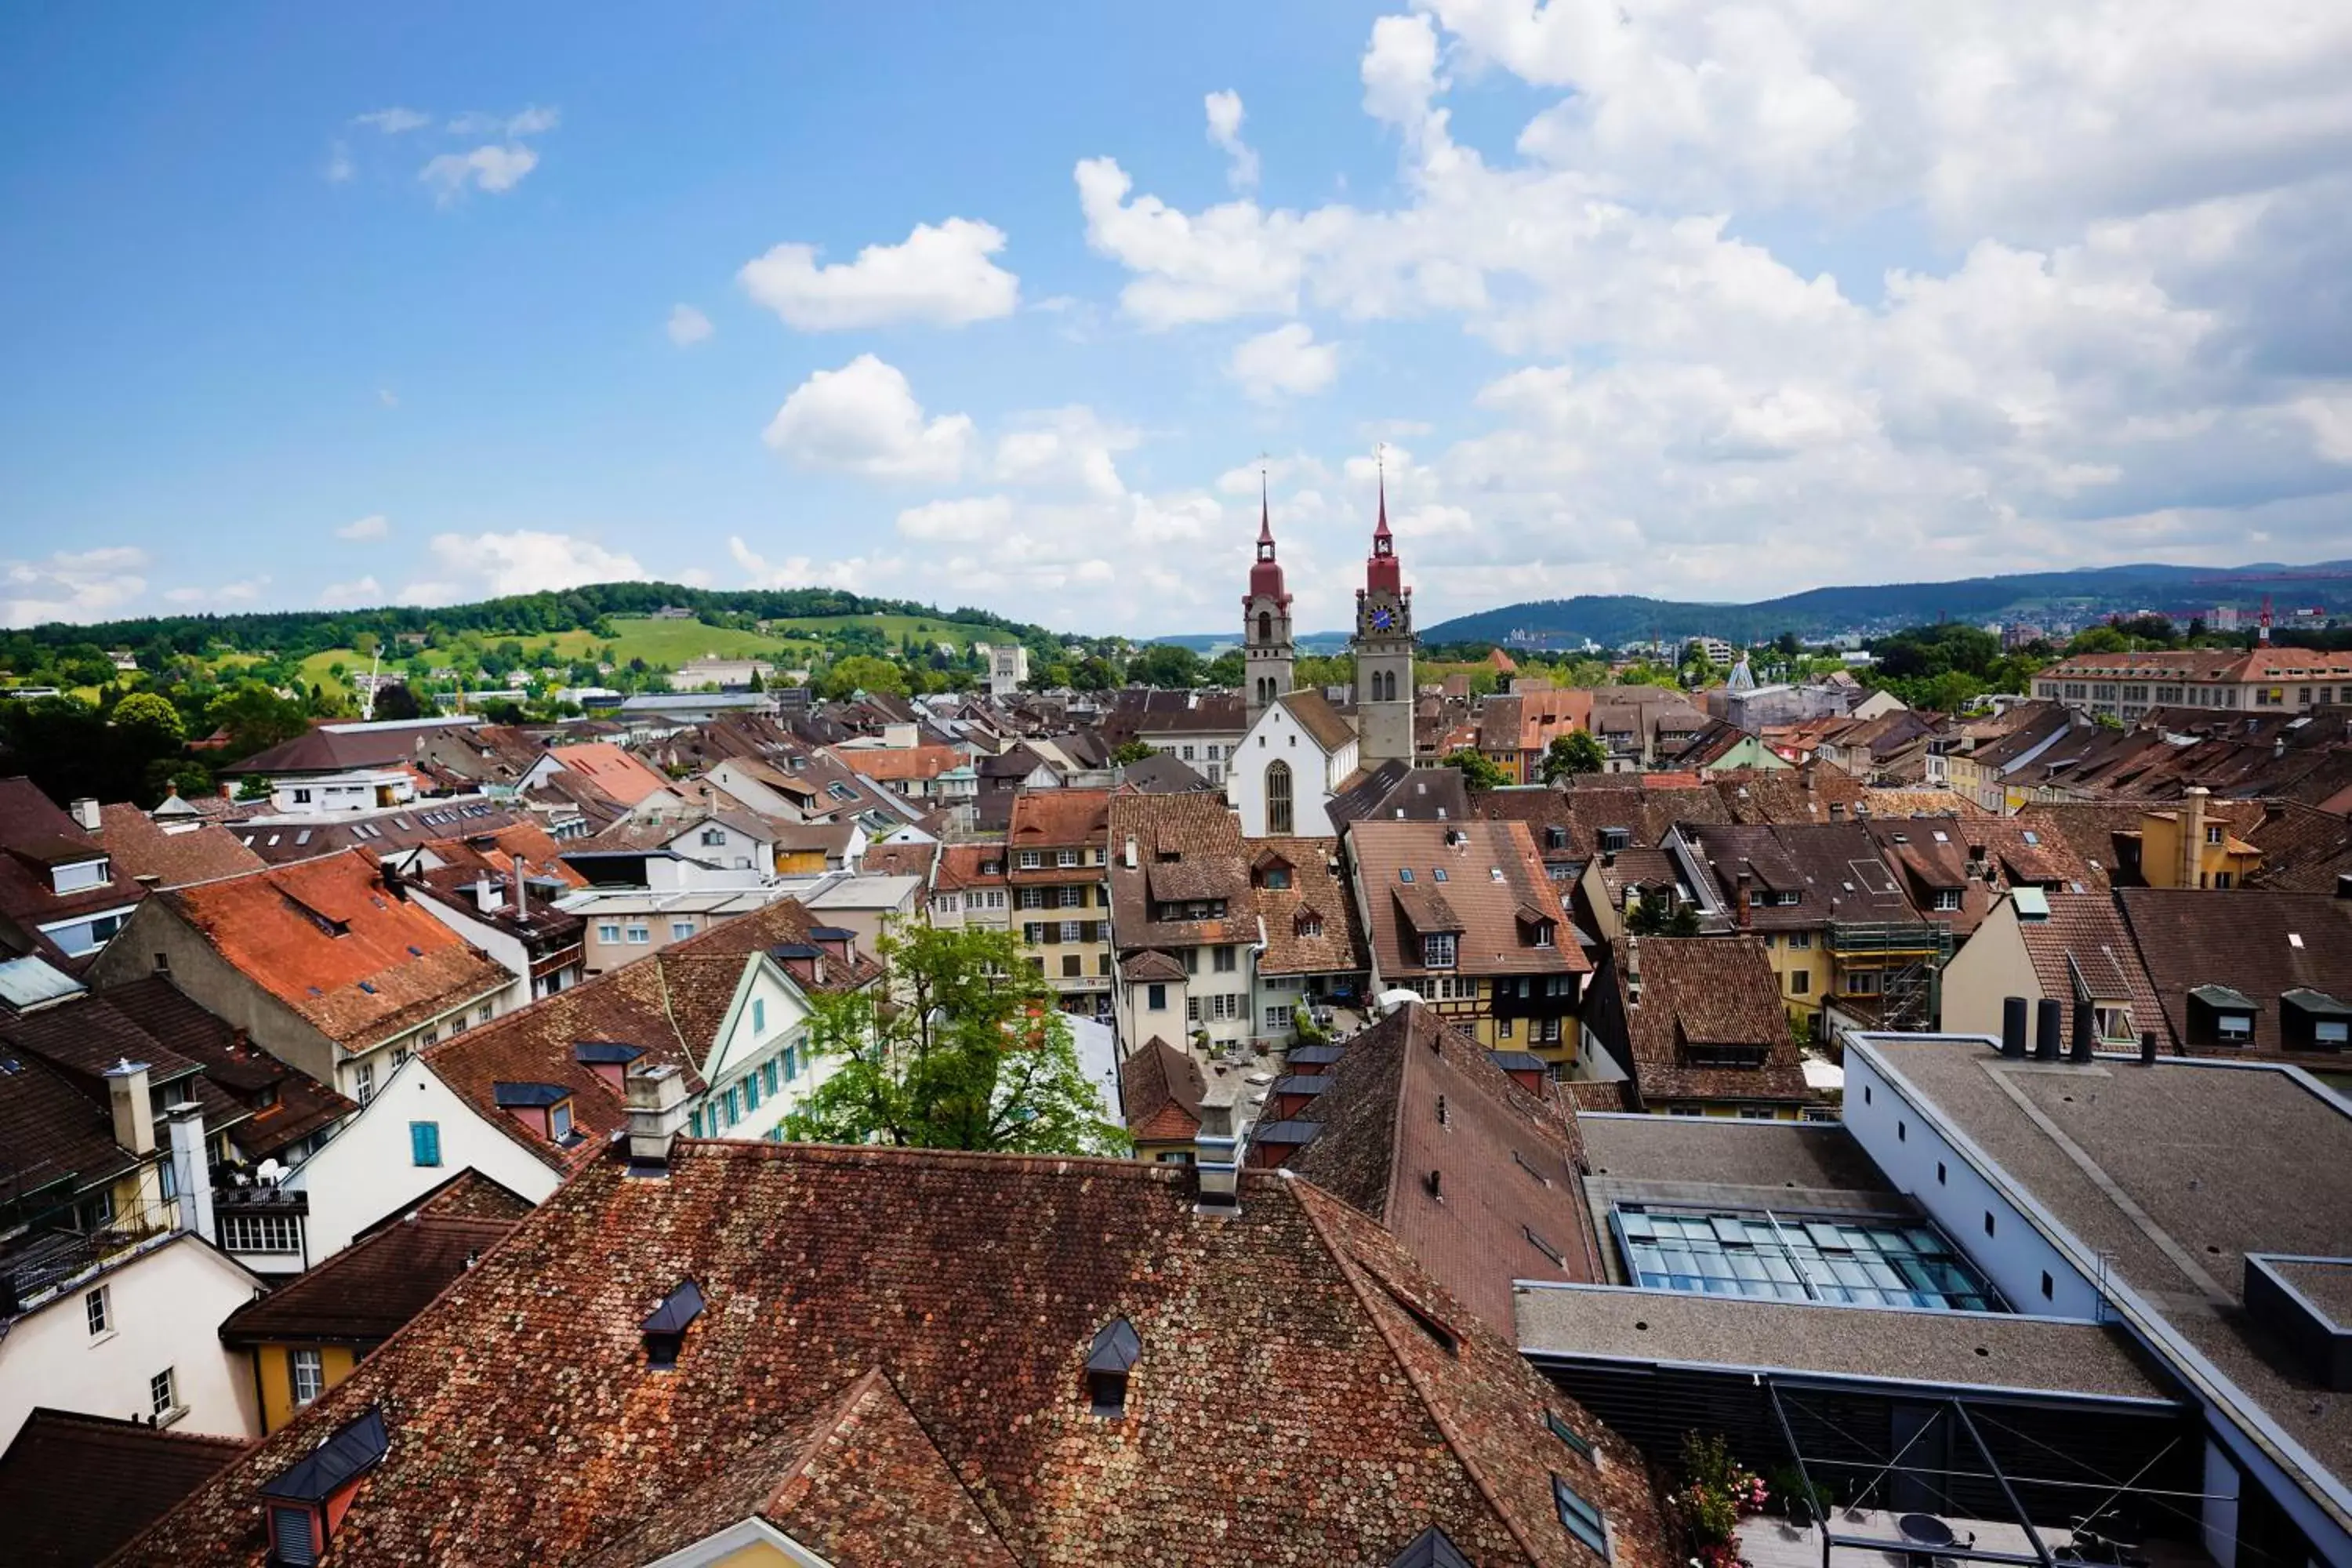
left=1371, top=607, right=1393, bottom=630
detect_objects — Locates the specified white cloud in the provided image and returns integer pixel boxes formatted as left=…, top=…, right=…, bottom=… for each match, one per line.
left=325, top=141, right=354, bottom=183
left=666, top=303, right=714, bottom=347
left=897, top=496, right=1015, bottom=540
left=318, top=575, right=383, bottom=608
left=352, top=107, right=431, bottom=135
left=739, top=219, right=1019, bottom=330
left=760, top=354, right=972, bottom=481
left=2296, top=396, right=2352, bottom=463
left=165, top=576, right=270, bottom=607
left=1228, top=322, right=1339, bottom=401
left=419, top=144, right=539, bottom=202
left=336, top=513, right=390, bottom=542
left=990, top=407, right=1136, bottom=499
left=448, top=106, right=561, bottom=137
left=728, top=536, right=878, bottom=592
left=408, top=531, right=643, bottom=601
left=1205, top=90, right=1260, bottom=191
left=0, top=546, right=148, bottom=627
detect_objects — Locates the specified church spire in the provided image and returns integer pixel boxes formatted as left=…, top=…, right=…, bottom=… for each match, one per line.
left=1258, top=466, right=1275, bottom=552
left=1374, top=447, right=1392, bottom=548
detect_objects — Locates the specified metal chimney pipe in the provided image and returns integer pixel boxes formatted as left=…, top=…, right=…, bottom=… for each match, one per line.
left=2070, top=1000, right=2096, bottom=1063
left=2140, top=1029, right=2160, bottom=1066
left=2034, top=997, right=2063, bottom=1062
left=2000, top=996, right=2029, bottom=1058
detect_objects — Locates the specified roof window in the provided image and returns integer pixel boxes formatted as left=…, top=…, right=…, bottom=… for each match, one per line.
left=1553, top=1474, right=1610, bottom=1558
left=641, top=1280, right=705, bottom=1369
left=263, top=1404, right=390, bottom=1564
left=1086, top=1316, right=1142, bottom=1417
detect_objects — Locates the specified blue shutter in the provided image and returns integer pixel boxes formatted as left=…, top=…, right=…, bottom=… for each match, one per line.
left=785, top=1045, right=798, bottom=1081
left=409, top=1121, right=441, bottom=1167
left=688, top=1108, right=704, bottom=1138
left=764, top=1059, right=779, bottom=1095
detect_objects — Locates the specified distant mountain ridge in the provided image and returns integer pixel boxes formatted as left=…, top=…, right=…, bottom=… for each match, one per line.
left=1417, top=561, right=2352, bottom=648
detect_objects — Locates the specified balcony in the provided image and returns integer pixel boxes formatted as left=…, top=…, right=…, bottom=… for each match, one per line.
left=1825, top=920, right=1951, bottom=960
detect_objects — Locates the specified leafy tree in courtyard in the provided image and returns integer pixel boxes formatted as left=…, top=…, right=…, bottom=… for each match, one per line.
left=822, top=654, right=909, bottom=700
left=1626, top=894, right=1701, bottom=937
left=1128, top=643, right=1203, bottom=688
left=370, top=682, right=423, bottom=720
left=111, top=691, right=184, bottom=748
left=1110, top=739, right=1156, bottom=765
left=782, top=922, right=1127, bottom=1156
left=1441, top=746, right=1508, bottom=792
left=1205, top=650, right=1246, bottom=687
left=1539, top=730, right=1609, bottom=783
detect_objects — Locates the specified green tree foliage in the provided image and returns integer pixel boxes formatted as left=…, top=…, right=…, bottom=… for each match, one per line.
left=782, top=923, right=1127, bottom=1155
left=111, top=691, right=184, bottom=746
left=1626, top=895, right=1702, bottom=937
left=1205, top=650, right=1246, bottom=687
left=1539, top=730, right=1609, bottom=783
left=371, top=681, right=423, bottom=720
left=1110, top=740, right=1157, bottom=765
left=1869, top=622, right=2045, bottom=713
left=1441, top=746, right=1508, bottom=792
left=1128, top=644, right=1203, bottom=688
left=822, top=654, right=909, bottom=700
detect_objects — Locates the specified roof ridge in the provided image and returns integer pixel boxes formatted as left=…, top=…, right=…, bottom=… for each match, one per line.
left=760, top=1367, right=887, bottom=1518
left=1287, top=1182, right=1551, bottom=1566
left=669, top=1138, right=1196, bottom=1181
left=15, top=1405, right=250, bottom=1451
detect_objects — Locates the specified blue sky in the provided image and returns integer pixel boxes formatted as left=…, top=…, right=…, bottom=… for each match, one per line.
left=5, top=2, right=2351, bottom=635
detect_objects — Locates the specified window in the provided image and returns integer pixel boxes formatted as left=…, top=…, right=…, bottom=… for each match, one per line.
left=150, top=1367, right=177, bottom=1418
left=1058, top=848, right=1080, bottom=868
left=784, top=1044, right=799, bottom=1081
left=1787, top=971, right=1810, bottom=996
left=723, top=1087, right=741, bottom=1126
left=2212, top=871, right=2234, bottom=889
left=1933, top=889, right=1962, bottom=911
left=764, top=1059, right=779, bottom=1096
left=1787, top=931, right=1811, bottom=949
left=409, top=1121, right=442, bottom=1167
left=1265, top=1004, right=1290, bottom=1030
left=85, top=1286, right=109, bottom=1337
left=354, top=1062, right=375, bottom=1105
left=1018, top=850, right=1040, bottom=869
left=291, top=1348, right=325, bottom=1407
left=742, top=1071, right=761, bottom=1111
left=222, top=1212, right=303, bottom=1254
left=1423, top=932, right=1457, bottom=968
left=1265, top=760, right=1294, bottom=835
left=626, top=924, right=651, bottom=945
left=1615, top=1204, right=1996, bottom=1309
left=1984, top=1211, right=1997, bottom=1237
left=1214, top=946, right=1236, bottom=973
left=550, top=1099, right=575, bottom=1141
left=753, top=999, right=767, bottom=1035
left=671, top=920, right=695, bottom=942
left=1019, top=887, right=1046, bottom=909
left=2094, top=1004, right=2133, bottom=1043
left=1147, top=983, right=1167, bottom=1011
left=1059, top=886, right=1084, bottom=908
left=701, top=827, right=727, bottom=846
left=1061, top=920, right=1083, bottom=943
left=1546, top=1410, right=1593, bottom=1457
left=689, top=1109, right=704, bottom=1137
left=1497, top=1015, right=1514, bottom=1039
left=2042, top=1271, right=2055, bottom=1300
left=1062, top=954, right=1082, bottom=978
left=597, top=922, right=622, bottom=945
left=2205, top=822, right=2225, bottom=846
left=1553, top=1475, right=1610, bottom=1559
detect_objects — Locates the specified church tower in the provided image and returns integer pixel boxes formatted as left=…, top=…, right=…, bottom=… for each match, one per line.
left=1351, top=459, right=1415, bottom=767
left=1243, top=475, right=1294, bottom=725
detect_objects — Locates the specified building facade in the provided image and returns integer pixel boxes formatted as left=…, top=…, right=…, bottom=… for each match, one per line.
left=1351, top=475, right=1416, bottom=769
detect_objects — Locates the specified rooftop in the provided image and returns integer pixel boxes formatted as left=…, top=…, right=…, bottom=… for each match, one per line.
left=0, top=1407, right=245, bottom=1568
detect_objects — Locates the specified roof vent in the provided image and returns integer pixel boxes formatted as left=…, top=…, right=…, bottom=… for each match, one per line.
left=1424, top=1168, right=1443, bottom=1200
left=641, top=1279, right=705, bottom=1369
left=1086, top=1316, right=1142, bottom=1417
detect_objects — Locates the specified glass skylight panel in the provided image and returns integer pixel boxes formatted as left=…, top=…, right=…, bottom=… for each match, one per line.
left=1611, top=1203, right=1998, bottom=1311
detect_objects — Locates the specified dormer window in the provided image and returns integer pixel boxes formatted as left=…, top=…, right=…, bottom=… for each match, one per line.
left=49, top=855, right=111, bottom=895
left=1085, top=1316, right=1142, bottom=1417
left=1423, top=933, right=1457, bottom=969
left=262, top=1405, right=389, bottom=1566
left=1295, top=911, right=1323, bottom=938
left=641, top=1280, right=705, bottom=1369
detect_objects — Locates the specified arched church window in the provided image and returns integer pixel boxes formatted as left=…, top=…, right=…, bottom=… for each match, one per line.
left=1266, top=760, right=1294, bottom=835
left=1258, top=610, right=1272, bottom=644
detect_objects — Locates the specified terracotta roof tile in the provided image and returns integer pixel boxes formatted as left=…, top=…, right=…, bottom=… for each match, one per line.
left=1252, top=837, right=1370, bottom=978
left=1599, top=937, right=1812, bottom=1107
left=0, top=1407, right=243, bottom=1568
left=93, top=804, right=267, bottom=887
left=1117, top=1036, right=1206, bottom=1142
left=1350, top=819, right=1589, bottom=980
left=114, top=1141, right=1671, bottom=1568
left=219, top=1210, right=519, bottom=1345
left=547, top=742, right=673, bottom=806
left=2117, top=888, right=2352, bottom=1058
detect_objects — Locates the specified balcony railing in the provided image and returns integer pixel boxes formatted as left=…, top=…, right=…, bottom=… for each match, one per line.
left=1826, top=920, right=1951, bottom=960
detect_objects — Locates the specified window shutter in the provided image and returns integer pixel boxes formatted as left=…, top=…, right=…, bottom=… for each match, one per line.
left=409, top=1121, right=441, bottom=1167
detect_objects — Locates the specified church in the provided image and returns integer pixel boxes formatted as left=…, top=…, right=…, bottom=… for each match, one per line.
left=1228, top=474, right=1416, bottom=838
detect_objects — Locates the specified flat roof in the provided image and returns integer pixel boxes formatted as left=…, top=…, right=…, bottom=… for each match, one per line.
left=1855, top=1034, right=2352, bottom=1526
left=1579, top=1112, right=1896, bottom=1196
left=1515, top=1284, right=2177, bottom=1404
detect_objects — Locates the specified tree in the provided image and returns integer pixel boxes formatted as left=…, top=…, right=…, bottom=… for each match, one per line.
left=1111, top=740, right=1157, bottom=765
left=208, top=681, right=310, bottom=759
left=1539, top=730, right=1608, bottom=783
left=371, top=681, right=423, bottom=720
left=822, top=654, right=909, bottom=700
left=1441, top=746, right=1508, bottom=792
left=111, top=691, right=184, bottom=747
left=235, top=773, right=272, bottom=801
left=1627, top=895, right=1701, bottom=937
left=1128, top=643, right=1203, bottom=688
left=782, top=923, right=1127, bottom=1155
left=1205, top=650, right=1246, bottom=687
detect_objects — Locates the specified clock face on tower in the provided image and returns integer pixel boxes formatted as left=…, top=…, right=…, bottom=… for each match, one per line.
left=1370, top=606, right=1394, bottom=631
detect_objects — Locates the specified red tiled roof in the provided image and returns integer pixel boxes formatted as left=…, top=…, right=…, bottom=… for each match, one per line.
left=156, top=849, right=510, bottom=1051
left=115, top=1141, right=1667, bottom=1567
left=1118, top=1036, right=1206, bottom=1142
left=219, top=1210, right=519, bottom=1346
left=547, top=742, right=672, bottom=806
left=0, top=1407, right=244, bottom=1568
left=1603, top=937, right=1811, bottom=1107
left=94, top=804, right=267, bottom=887
left=1350, top=818, right=1589, bottom=980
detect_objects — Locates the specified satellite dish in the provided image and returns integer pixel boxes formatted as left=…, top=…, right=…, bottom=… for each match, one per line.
left=256, top=1159, right=284, bottom=1186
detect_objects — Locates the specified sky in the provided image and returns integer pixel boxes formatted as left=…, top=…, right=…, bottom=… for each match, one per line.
left=4, top=2, right=2352, bottom=637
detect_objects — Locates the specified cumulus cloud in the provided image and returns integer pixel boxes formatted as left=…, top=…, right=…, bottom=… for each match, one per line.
left=727, top=536, right=879, bottom=592
left=666, top=303, right=714, bottom=347
left=164, top=576, right=269, bottom=607
left=325, top=141, right=354, bottom=183
left=1228, top=322, right=1338, bottom=401
left=990, top=407, right=1135, bottom=499
left=1205, top=90, right=1259, bottom=191
left=898, top=495, right=1016, bottom=541
left=761, top=354, right=973, bottom=481
left=318, top=575, right=384, bottom=608
left=419, top=143, right=539, bottom=201
left=401, top=531, right=642, bottom=602
left=739, top=219, right=1018, bottom=330
left=1, top=546, right=148, bottom=627
left=336, top=513, right=390, bottom=542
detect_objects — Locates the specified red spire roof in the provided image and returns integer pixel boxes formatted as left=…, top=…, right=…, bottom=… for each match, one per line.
left=1248, top=472, right=1289, bottom=604
left=1367, top=457, right=1402, bottom=597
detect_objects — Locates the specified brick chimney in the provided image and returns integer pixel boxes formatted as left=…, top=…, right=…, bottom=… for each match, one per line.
left=165, top=1101, right=216, bottom=1243
left=511, top=851, right=529, bottom=922
left=104, top=1059, right=155, bottom=1155
left=1735, top=863, right=1754, bottom=930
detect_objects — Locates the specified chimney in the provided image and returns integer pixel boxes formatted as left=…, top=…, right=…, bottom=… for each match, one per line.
left=1735, top=864, right=1754, bottom=930
left=1967, top=843, right=1987, bottom=879
left=624, top=1063, right=691, bottom=1175
left=2140, top=1029, right=2160, bottom=1066
left=379, top=860, right=406, bottom=902
left=166, top=1102, right=216, bottom=1243
left=1625, top=936, right=1642, bottom=1006
left=70, top=797, right=100, bottom=833
left=1192, top=1133, right=1240, bottom=1214
left=2000, top=996, right=2029, bottom=1058
left=105, top=1059, right=155, bottom=1155
left=511, top=851, right=528, bottom=922
left=2181, top=786, right=2209, bottom=889
left=2034, top=998, right=2063, bottom=1062
left=2069, top=1000, right=2096, bottom=1063
left=1123, top=833, right=1138, bottom=870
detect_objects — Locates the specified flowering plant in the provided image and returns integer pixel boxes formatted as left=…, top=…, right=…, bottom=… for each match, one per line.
left=1672, top=1432, right=1768, bottom=1566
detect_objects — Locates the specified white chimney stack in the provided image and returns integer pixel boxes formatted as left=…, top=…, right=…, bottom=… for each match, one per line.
left=510, top=851, right=528, bottom=922
left=166, top=1101, right=216, bottom=1243
left=105, top=1059, right=155, bottom=1156
left=71, top=797, right=102, bottom=833
left=626, top=1063, right=692, bottom=1174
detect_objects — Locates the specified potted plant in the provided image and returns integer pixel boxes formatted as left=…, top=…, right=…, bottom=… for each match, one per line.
left=1671, top=1433, right=1768, bottom=1567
